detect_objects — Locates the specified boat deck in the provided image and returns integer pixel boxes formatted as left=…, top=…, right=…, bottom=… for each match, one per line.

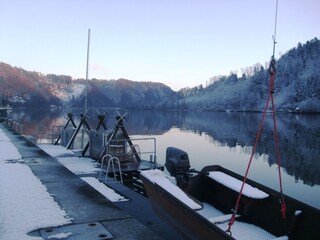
left=0, top=124, right=182, bottom=240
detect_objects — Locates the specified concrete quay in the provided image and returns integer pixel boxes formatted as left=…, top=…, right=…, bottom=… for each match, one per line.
left=0, top=124, right=182, bottom=240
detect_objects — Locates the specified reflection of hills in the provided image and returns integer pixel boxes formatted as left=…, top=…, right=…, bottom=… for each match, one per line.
left=10, top=108, right=63, bottom=139
left=177, top=111, right=320, bottom=186
left=10, top=108, right=320, bottom=186
left=125, top=110, right=183, bottom=135
left=274, top=115, right=320, bottom=186
left=123, top=110, right=320, bottom=187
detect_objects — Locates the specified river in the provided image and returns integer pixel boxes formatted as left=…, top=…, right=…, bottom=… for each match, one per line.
left=8, top=107, right=320, bottom=209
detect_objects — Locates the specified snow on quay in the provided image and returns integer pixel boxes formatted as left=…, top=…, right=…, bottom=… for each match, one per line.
left=38, top=144, right=129, bottom=202
left=0, top=128, right=71, bottom=240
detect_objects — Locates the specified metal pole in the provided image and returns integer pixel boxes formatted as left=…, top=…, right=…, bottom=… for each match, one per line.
left=272, top=0, right=279, bottom=58
left=85, top=28, right=91, bottom=113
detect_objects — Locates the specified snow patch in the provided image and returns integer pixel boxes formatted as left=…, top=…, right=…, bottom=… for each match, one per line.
left=0, top=163, right=71, bottom=240
left=0, top=128, right=71, bottom=239
left=141, top=169, right=202, bottom=210
left=0, top=129, right=22, bottom=161
left=0, top=140, right=22, bottom=161
left=81, top=177, right=129, bottom=202
left=207, top=171, right=269, bottom=199
left=8, top=96, right=26, bottom=103
left=0, top=129, right=11, bottom=141
left=197, top=202, right=223, bottom=219
left=55, top=83, right=85, bottom=103
left=38, top=144, right=75, bottom=157
left=38, top=144, right=99, bottom=174
left=216, top=221, right=278, bottom=240
left=57, top=156, right=99, bottom=174
left=47, top=232, right=72, bottom=239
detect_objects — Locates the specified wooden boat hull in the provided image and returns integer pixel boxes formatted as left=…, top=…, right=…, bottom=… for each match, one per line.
left=141, top=165, right=320, bottom=240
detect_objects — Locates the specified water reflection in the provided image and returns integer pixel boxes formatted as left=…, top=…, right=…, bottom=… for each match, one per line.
left=10, top=108, right=320, bottom=187
left=127, top=110, right=320, bottom=187
left=177, top=111, right=320, bottom=187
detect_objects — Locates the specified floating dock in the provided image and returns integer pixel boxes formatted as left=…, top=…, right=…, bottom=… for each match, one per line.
left=0, top=124, right=182, bottom=240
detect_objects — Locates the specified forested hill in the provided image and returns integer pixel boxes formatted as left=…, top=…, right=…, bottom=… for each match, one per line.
left=0, top=63, right=178, bottom=109
left=1, top=37, right=319, bottom=112
left=0, top=63, right=63, bottom=107
left=182, top=37, right=320, bottom=112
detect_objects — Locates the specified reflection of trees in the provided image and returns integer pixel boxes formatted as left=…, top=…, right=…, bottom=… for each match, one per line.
left=273, top=114, right=320, bottom=186
left=10, top=108, right=62, bottom=139
left=179, top=112, right=320, bottom=186
left=10, top=108, right=320, bottom=186
left=124, top=111, right=320, bottom=187
left=125, top=110, right=181, bottom=135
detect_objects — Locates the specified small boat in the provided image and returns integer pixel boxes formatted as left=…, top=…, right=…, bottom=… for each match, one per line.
left=140, top=147, right=320, bottom=240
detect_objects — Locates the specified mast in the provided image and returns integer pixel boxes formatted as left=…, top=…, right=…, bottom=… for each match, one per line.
left=85, top=28, right=91, bottom=113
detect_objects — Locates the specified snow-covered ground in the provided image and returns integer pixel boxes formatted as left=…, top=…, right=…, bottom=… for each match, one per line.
left=0, top=127, right=129, bottom=239
left=0, top=128, right=71, bottom=240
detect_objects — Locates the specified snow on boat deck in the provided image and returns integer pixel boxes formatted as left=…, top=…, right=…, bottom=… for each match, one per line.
left=141, top=169, right=202, bottom=210
left=207, top=171, right=269, bottom=199
left=141, top=169, right=287, bottom=240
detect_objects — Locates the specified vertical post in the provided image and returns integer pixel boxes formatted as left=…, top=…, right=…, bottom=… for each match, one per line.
left=272, top=0, right=279, bottom=58
left=85, top=28, right=91, bottom=114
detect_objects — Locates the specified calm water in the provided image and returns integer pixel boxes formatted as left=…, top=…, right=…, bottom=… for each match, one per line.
left=9, top=108, right=320, bottom=209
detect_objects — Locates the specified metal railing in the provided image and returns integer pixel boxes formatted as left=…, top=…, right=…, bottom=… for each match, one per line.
left=129, top=137, right=157, bottom=163
left=104, top=136, right=157, bottom=163
left=99, top=154, right=123, bottom=184
left=0, top=117, right=23, bottom=134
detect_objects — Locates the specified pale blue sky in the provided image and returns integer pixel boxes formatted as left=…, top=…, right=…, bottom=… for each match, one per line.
left=1, top=0, right=319, bottom=90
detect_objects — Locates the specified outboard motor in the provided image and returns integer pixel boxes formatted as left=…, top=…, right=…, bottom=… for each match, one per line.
left=165, top=147, right=191, bottom=187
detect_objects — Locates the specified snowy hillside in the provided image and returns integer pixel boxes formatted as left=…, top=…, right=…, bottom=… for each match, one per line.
left=1, top=37, right=319, bottom=112
left=52, top=83, right=86, bottom=104
left=182, top=38, right=320, bottom=113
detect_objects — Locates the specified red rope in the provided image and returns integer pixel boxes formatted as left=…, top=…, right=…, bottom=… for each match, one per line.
left=227, top=93, right=271, bottom=233
left=270, top=0, right=286, bottom=219
left=270, top=73, right=287, bottom=219
left=227, top=65, right=286, bottom=233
